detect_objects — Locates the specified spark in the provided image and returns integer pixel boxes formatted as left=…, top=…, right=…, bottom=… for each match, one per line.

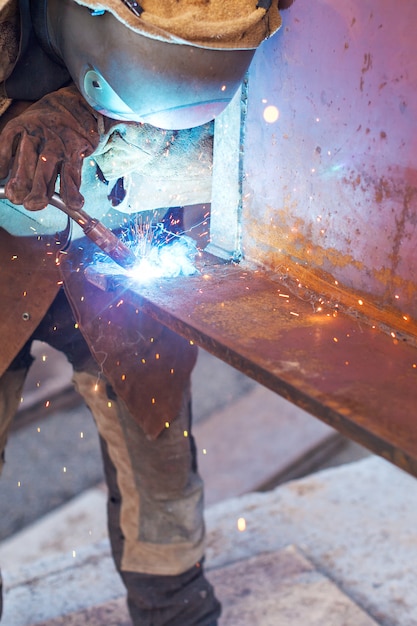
left=237, top=517, right=246, bottom=532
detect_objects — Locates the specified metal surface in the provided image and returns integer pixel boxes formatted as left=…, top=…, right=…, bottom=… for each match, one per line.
left=241, top=0, right=417, bottom=323
left=86, top=259, right=417, bottom=477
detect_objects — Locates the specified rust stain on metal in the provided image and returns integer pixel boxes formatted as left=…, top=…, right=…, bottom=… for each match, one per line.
left=359, top=51, right=373, bottom=91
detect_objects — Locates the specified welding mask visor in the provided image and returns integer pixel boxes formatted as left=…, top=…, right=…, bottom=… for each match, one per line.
left=48, top=0, right=281, bottom=129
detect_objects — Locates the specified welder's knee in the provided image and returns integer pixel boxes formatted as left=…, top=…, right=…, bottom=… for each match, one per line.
left=72, top=370, right=205, bottom=577
left=0, top=368, right=28, bottom=474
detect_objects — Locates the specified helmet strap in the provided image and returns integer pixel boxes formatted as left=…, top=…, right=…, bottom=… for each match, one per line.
left=30, top=0, right=67, bottom=66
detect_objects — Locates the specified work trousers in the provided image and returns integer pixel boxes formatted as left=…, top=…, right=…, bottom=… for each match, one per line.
left=0, top=289, right=221, bottom=626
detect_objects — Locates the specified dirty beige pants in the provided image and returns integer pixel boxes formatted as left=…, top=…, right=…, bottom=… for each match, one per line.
left=73, top=371, right=205, bottom=576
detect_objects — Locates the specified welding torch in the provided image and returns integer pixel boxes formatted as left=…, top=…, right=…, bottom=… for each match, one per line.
left=0, top=185, right=137, bottom=269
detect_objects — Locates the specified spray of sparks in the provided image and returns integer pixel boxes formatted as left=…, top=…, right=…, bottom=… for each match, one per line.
left=93, top=210, right=202, bottom=282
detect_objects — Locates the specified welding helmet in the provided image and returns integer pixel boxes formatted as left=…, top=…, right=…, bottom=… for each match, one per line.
left=46, top=0, right=281, bottom=129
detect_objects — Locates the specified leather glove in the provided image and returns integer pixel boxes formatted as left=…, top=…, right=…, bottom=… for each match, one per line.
left=0, top=85, right=101, bottom=211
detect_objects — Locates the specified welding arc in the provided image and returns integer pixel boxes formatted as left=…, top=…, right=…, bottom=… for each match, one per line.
left=0, top=185, right=137, bottom=269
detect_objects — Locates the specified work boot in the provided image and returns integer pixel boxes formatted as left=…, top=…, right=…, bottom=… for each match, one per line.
left=123, top=560, right=221, bottom=626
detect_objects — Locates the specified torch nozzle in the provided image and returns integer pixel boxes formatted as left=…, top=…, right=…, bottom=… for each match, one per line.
left=82, top=216, right=137, bottom=268
left=0, top=185, right=137, bottom=270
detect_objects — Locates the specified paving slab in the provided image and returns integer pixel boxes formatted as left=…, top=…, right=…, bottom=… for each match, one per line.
left=0, top=487, right=108, bottom=570
left=208, top=547, right=378, bottom=626
left=30, top=547, right=378, bottom=626
left=194, top=384, right=339, bottom=505
left=33, top=598, right=131, bottom=626
left=1, top=540, right=124, bottom=626
left=205, top=456, right=417, bottom=626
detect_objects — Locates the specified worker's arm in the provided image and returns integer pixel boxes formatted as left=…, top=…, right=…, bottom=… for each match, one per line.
left=0, top=84, right=214, bottom=217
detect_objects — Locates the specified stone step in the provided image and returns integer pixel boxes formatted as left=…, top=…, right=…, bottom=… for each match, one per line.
left=2, top=456, right=417, bottom=625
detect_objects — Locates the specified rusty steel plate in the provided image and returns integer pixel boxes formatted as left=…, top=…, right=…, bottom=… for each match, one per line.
left=86, top=260, right=417, bottom=477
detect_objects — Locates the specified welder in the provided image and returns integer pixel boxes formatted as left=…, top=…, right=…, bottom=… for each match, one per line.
left=0, top=1, right=281, bottom=624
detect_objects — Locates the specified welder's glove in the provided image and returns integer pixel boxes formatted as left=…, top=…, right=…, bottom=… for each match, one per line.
left=0, top=85, right=101, bottom=211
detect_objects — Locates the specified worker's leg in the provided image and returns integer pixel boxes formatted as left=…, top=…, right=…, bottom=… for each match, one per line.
left=73, top=370, right=220, bottom=626
left=37, top=289, right=220, bottom=625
